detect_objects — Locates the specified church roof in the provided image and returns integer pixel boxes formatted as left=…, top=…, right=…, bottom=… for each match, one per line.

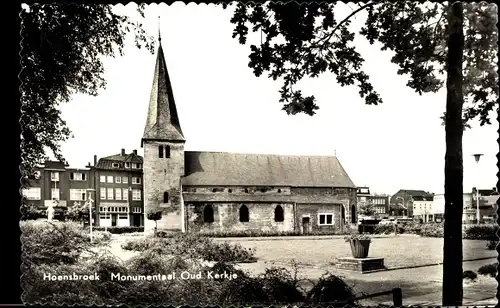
left=142, top=39, right=184, bottom=145
left=182, top=151, right=356, bottom=188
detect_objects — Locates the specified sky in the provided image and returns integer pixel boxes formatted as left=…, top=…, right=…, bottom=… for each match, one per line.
left=54, top=3, right=498, bottom=196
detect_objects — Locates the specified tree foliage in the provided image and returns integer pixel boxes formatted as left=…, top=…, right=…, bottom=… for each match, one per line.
left=224, top=2, right=497, bottom=305
left=358, top=202, right=376, bottom=217
left=224, top=2, right=497, bottom=123
left=20, top=4, right=155, bottom=178
left=65, top=201, right=90, bottom=224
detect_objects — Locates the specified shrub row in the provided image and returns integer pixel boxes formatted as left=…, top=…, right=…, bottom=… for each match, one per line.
left=373, top=223, right=497, bottom=240
left=92, top=226, right=144, bottom=234
left=194, top=229, right=351, bottom=237
left=121, top=233, right=257, bottom=263
left=478, top=263, right=498, bottom=277
left=23, top=254, right=357, bottom=306
left=21, top=220, right=357, bottom=306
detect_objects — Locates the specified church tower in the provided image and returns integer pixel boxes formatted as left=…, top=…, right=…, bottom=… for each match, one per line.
left=141, top=31, right=185, bottom=232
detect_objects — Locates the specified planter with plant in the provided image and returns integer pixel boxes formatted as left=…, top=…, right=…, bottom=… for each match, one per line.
left=344, top=234, right=372, bottom=258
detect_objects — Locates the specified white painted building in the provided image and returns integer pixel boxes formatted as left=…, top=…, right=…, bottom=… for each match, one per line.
left=432, top=193, right=474, bottom=222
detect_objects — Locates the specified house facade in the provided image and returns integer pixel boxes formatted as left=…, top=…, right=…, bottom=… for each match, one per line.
left=22, top=154, right=146, bottom=227
left=412, top=195, right=435, bottom=222
left=356, top=187, right=390, bottom=218
left=22, top=161, right=93, bottom=221
left=390, top=189, right=434, bottom=217
left=140, top=36, right=358, bottom=234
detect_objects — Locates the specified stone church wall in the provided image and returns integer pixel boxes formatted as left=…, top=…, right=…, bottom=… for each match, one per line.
left=186, top=202, right=294, bottom=233
left=183, top=186, right=291, bottom=195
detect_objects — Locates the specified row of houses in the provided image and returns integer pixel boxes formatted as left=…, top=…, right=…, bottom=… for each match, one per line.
left=356, top=187, right=498, bottom=223
left=22, top=150, right=145, bottom=227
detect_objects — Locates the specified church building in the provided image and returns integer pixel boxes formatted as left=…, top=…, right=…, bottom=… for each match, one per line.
left=141, top=35, right=358, bottom=234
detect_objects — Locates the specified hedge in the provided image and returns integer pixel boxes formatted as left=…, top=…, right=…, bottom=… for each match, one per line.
left=91, top=226, right=144, bottom=234
left=373, top=223, right=497, bottom=240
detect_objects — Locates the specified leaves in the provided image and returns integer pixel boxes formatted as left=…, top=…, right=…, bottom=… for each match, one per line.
left=224, top=2, right=383, bottom=115
left=20, top=4, right=155, bottom=178
left=224, top=2, right=497, bottom=126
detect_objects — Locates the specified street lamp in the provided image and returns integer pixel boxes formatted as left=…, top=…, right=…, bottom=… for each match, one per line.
left=86, top=189, right=96, bottom=242
left=473, top=154, right=483, bottom=224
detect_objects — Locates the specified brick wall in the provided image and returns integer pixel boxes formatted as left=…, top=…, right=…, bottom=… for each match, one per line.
left=186, top=202, right=294, bottom=232
left=143, top=141, right=184, bottom=231
left=295, top=203, right=343, bottom=233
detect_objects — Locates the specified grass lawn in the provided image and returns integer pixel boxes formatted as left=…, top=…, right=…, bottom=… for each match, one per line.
left=216, top=236, right=496, bottom=270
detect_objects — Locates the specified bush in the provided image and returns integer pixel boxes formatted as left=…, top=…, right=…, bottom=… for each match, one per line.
left=20, top=203, right=45, bottom=220
left=419, top=223, right=445, bottom=238
left=21, top=221, right=96, bottom=266
left=307, top=273, right=357, bottom=306
left=478, top=263, right=498, bottom=277
left=486, top=240, right=498, bottom=250
left=462, top=270, right=478, bottom=281
left=91, top=230, right=112, bottom=246
left=464, top=225, right=498, bottom=240
left=121, top=233, right=256, bottom=263
left=93, top=226, right=144, bottom=234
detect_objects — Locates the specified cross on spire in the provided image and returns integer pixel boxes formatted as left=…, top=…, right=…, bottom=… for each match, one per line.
left=158, top=16, right=161, bottom=43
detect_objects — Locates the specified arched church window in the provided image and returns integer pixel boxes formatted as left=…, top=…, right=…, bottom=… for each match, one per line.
left=163, top=192, right=169, bottom=203
left=204, top=204, right=214, bottom=223
left=158, top=145, right=164, bottom=158
left=165, top=145, right=171, bottom=158
left=274, top=205, right=284, bottom=222
left=239, top=205, right=249, bottom=222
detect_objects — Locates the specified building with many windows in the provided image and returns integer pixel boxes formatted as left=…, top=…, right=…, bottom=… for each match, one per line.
left=356, top=187, right=390, bottom=218
left=22, top=161, right=93, bottom=220
left=92, top=149, right=144, bottom=227
left=21, top=152, right=145, bottom=227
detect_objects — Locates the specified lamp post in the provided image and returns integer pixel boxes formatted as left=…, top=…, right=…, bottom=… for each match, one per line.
left=473, top=154, right=483, bottom=224
left=86, top=189, right=96, bottom=242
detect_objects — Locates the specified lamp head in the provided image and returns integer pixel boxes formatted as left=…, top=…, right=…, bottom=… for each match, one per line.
left=473, top=153, right=484, bottom=163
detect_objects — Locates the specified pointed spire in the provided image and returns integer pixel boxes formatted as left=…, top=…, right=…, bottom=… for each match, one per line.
left=142, top=22, right=185, bottom=146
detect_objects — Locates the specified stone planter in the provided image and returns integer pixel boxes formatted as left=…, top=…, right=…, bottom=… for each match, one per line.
left=349, top=239, right=371, bottom=258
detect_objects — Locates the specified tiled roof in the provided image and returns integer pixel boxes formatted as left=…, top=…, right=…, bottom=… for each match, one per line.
left=182, top=193, right=348, bottom=204
left=96, top=152, right=143, bottom=170
left=43, top=161, right=68, bottom=170
left=397, top=190, right=433, bottom=197
left=412, top=196, right=434, bottom=201
left=182, top=151, right=356, bottom=188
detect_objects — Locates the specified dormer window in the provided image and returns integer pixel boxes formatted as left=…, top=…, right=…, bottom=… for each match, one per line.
left=125, top=162, right=130, bottom=168
left=112, top=163, right=119, bottom=168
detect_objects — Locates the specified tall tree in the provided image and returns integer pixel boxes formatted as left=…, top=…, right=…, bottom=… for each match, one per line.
left=20, top=4, right=154, bottom=181
left=224, top=2, right=498, bottom=305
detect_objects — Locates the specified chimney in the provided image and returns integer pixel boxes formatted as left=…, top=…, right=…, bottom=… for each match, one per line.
left=94, top=155, right=97, bottom=166
left=121, top=148, right=125, bottom=156
left=133, top=149, right=137, bottom=155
